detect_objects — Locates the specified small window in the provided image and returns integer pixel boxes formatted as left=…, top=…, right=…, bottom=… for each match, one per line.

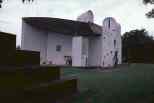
left=112, top=29, right=116, bottom=31
left=108, top=19, right=110, bottom=29
left=56, top=45, right=62, bottom=52
left=114, top=40, right=116, bottom=47
left=110, top=51, right=112, bottom=54
left=102, top=61, right=104, bottom=66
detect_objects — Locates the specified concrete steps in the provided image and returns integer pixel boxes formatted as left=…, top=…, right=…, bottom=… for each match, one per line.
left=0, top=78, right=77, bottom=103
left=24, top=78, right=77, bottom=102
left=0, top=66, right=60, bottom=90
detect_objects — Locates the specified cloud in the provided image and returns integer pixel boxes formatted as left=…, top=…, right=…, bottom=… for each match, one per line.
left=0, top=0, right=154, bottom=45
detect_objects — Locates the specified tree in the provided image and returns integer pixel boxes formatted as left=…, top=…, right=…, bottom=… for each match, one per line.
left=0, top=0, right=34, bottom=8
left=0, top=0, right=2, bottom=8
left=122, top=29, right=153, bottom=46
left=143, top=0, right=154, bottom=18
left=22, top=0, right=34, bottom=3
left=122, top=29, right=154, bottom=62
left=143, top=0, right=154, bottom=4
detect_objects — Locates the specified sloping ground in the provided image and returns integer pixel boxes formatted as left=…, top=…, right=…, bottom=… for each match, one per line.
left=0, top=66, right=77, bottom=103
left=61, top=64, right=154, bottom=103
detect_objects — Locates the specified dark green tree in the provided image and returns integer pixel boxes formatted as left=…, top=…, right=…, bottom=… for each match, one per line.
left=0, top=0, right=34, bottom=8
left=122, top=29, right=154, bottom=62
left=0, top=0, right=2, bottom=8
left=22, top=0, right=34, bottom=3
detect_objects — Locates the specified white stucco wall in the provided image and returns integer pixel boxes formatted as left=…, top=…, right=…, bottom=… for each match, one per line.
left=72, top=36, right=103, bottom=67
left=21, top=21, right=73, bottom=65
left=88, top=36, right=102, bottom=66
left=81, top=37, right=89, bottom=66
left=72, top=36, right=83, bottom=66
left=21, top=21, right=47, bottom=63
left=46, top=32, right=72, bottom=65
left=116, top=24, right=122, bottom=64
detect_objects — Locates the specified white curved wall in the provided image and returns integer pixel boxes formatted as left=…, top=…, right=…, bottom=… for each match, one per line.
left=101, top=17, right=121, bottom=67
left=88, top=36, right=102, bottom=66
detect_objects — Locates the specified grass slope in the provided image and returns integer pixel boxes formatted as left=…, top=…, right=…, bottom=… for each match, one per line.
left=61, top=64, right=154, bottom=103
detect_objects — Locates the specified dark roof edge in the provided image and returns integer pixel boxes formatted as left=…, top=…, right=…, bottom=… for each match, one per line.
left=0, top=31, right=16, bottom=36
left=22, top=17, right=102, bottom=36
left=22, top=17, right=101, bottom=27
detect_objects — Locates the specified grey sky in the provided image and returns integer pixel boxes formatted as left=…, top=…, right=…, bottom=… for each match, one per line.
left=0, top=0, right=154, bottom=45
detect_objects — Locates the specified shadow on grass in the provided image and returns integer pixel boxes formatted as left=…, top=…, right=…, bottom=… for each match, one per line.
left=62, top=64, right=154, bottom=103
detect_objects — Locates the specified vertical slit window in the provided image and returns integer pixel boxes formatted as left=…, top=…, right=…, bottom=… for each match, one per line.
left=114, top=40, right=116, bottom=48
left=56, top=45, right=62, bottom=52
left=108, top=19, right=110, bottom=29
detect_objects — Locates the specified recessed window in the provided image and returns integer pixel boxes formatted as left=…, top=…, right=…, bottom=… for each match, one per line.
left=111, top=51, right=112, bottom=54
left=108, top=18, right=110, bottom=29
left=112, top=29, right=116, bottom=31
left=56, top=45, right=62, bottom=52
left=114, top=40, right=116, bottom=48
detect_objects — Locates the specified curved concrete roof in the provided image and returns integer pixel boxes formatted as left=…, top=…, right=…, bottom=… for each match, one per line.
left=23, top=17, right=102, bottom=36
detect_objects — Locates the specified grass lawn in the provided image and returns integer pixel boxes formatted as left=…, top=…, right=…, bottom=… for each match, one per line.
left=61, top=64, right=154, bottom=103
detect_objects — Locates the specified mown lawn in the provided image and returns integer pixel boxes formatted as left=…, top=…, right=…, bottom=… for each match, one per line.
left=61, top=64, right=154, bottom=103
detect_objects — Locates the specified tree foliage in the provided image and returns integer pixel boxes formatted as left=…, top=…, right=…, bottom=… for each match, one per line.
left=22, top=0, right=34, bottom=3
left=143, top=0, right=154, bottom=4
left=146, top=9, right=154, bottom=18
left=0, top=0, right=2, bottom=8
left=122, top=29, right=154, bottom=62
left=143, top=0, right=154, bottom=18
left=122, top=29, right=153, bottom=46
left=0, top=0, right=34, bottom=8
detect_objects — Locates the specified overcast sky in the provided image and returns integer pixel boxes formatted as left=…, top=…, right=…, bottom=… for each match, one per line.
left=0, top=0, right=154, bottom=45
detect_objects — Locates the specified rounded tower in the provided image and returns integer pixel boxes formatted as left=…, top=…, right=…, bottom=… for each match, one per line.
left=77, top=10, right=94, bottom=23
left=101, top=17, right=121, bottom=67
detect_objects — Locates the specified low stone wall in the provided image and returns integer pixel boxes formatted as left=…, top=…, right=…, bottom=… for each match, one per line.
left=24, top=78, right=77, bottom=102
left=0, top=66, right=60, bottom=90
left=15, top=50, right=40, bottom=66
left=0, top=32, right=16, bottom=65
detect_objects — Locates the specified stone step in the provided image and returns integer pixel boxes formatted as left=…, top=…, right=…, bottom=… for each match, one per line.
left=24, top=78, right=77, bottom=102
left=0, top=66, right=60, bottom=90
left=0, top=78, right=77, bottom=103
left=14, top=50, right=40, bottom=66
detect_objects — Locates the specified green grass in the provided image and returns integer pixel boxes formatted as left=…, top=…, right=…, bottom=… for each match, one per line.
left=61, top=64, right=154, bottom=103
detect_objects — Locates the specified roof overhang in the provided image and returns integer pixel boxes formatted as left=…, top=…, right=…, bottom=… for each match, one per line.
left=23, top=17, right=102, bottom=36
